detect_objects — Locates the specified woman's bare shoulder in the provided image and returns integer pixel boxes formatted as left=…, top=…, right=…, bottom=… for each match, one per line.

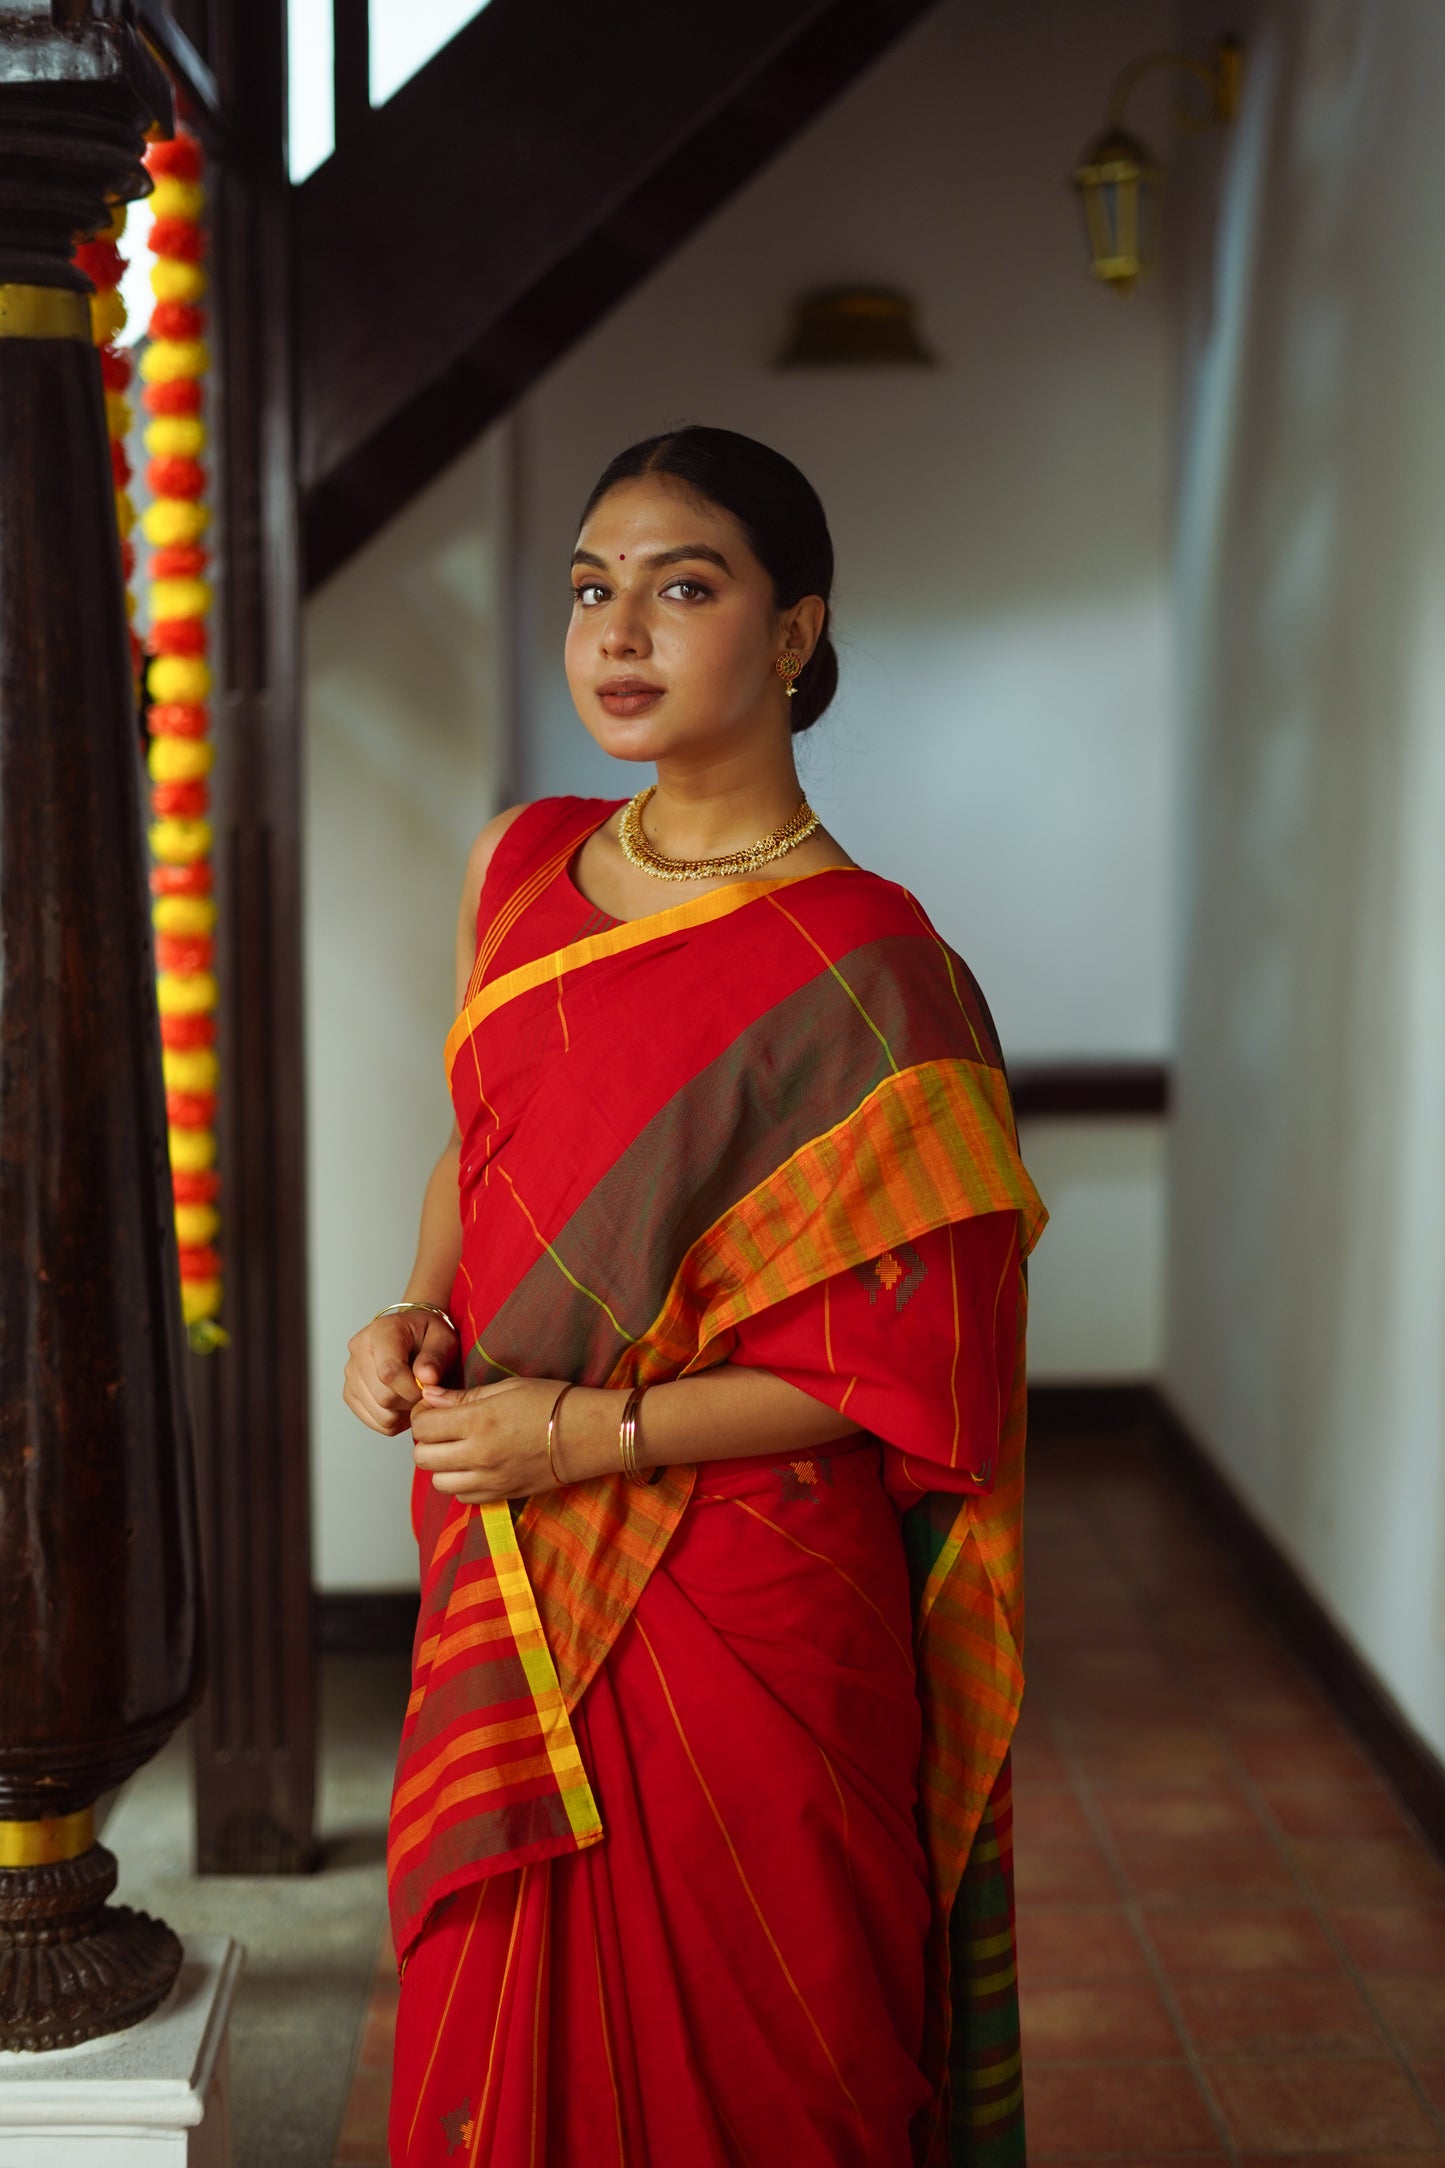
left=458, top=801, right=527, bottom=903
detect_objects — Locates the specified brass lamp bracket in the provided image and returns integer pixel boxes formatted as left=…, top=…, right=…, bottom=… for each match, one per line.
left=1104, top=34, right=1243, bottom=137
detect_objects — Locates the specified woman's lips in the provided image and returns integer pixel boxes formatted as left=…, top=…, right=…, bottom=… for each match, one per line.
left=597, top=685, right=665, bottom=716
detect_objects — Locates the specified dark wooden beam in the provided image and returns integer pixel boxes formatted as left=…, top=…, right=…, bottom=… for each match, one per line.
left=185, top=0, right=317, bottom=1873
left=1011, top=1062, right=1171, bottom=1119
left=298, top=0, right=943, bottom=590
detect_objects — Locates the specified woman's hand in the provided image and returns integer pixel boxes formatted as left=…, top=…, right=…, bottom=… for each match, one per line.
left=344, top=1307, right=461, bottom=1436
left=411, top=1375, right=569, bottom=1503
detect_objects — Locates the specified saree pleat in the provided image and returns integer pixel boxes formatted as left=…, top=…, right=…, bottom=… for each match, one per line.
left=387, top=797, right=1046, bottom=2165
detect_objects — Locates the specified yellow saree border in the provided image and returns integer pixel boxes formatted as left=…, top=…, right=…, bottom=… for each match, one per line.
left=477, top=1501, right=602, bottom=1843
left=444, top=864, right=848, bottom=1082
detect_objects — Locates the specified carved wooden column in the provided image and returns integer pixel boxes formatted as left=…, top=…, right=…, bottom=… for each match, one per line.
left=0, top=9, right=204, bottom=2046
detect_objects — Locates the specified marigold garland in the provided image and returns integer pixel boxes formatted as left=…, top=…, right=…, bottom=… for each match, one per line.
left=141, top=130, right=228, bottom=1354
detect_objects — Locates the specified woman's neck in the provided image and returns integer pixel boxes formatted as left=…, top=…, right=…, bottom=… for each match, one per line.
left=643, top=756, right=807, bottom=859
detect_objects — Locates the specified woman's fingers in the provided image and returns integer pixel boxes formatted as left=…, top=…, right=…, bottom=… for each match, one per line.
left=344, top=1372, right=410, bottom=1436
left=410, top=1315, right=461, bottom=1388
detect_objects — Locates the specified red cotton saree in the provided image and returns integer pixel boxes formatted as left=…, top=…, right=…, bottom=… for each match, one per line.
left=387, top=796, right=1047, bottom=2168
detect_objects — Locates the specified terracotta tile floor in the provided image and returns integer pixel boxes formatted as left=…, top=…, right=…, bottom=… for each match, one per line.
left=329, top=1430, right=1445, bottom=2163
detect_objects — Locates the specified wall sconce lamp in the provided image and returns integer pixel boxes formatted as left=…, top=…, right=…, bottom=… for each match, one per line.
left=1071, top=34, right=1243, bottom=295
left=775, top=288, right=936, bottom=368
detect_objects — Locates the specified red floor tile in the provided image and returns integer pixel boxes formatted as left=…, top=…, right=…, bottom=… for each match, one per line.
left=1015, top=1836, right=1123, bottom=1905
left=1231, top=1728, right=1381, bottom=1786
left=1025, top=2060, right=1222, bottom=2156
left=1022, top=1980, right=1183, bottom=2060
left=1012, top=1717, right=1074, bottom=1784
left=1143, top=1906, right=1339, bottom=1979
left=1331, top=1908, right=1445, bottom=1976
left=1237, top=2158, right=1445, bottom=2167
left=1287, top=1836, right=1445, bottom=1908
left=1204, top=2058, right=1439, bottom=2151
left=1094, top=1788, right=1267, bottom=1839
left=1366, top=1978, right=1445, bottom=2062
left=332, top=2066, right=391, bottom=2166
left=1016, top=1906, right=1153, bottom=1982
left=1073, top=1728, right=1239, bottom=1790
left=1173, top=1972, right=1388, bottom=2059
left=1014, top=1785, right=1096, bottom=1841
left=1413, top=2064, right=1445, bottom=2116
left=1259, top=1787, right=1412, bottom=1841
left=1117, top=1831, right=1300, bottom=1906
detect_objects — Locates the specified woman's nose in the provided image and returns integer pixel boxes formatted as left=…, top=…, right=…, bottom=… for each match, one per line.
left=599, top=601, right=651, bottom=657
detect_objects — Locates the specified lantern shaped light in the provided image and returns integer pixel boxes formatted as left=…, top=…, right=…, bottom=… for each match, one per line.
left=1070, top=36, right=1243, bottom=297
left=1071, top=126, right=1162, bottom=296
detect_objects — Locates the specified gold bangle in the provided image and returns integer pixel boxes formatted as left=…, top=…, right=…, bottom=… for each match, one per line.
left=547, top=1382, right=575, bottom=1487
left=617, top=1385, right=641, bottom=1480
left=373, top=1299, right=459, bottom=1338
left=617, top=1384, right=659, bottom=1484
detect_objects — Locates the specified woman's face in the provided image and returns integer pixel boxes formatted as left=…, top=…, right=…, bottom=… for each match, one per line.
left=565, top=475, right=819, bottom=766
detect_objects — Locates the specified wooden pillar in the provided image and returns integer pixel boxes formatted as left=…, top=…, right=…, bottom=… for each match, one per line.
left=186, top=0, right=317, bottom=1874
left=0, top=10, right=203, bottom=2048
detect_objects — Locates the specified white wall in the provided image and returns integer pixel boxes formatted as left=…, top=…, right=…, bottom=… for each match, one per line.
left=511, top=0, right=1182, bottom=1375
left=1166, top=0, right=1445, bottom=1755
left=303, top=429, right=510, bottom=1591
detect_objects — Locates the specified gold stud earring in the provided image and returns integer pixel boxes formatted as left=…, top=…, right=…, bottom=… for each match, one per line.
left=776, top=651, right=802, bottom=698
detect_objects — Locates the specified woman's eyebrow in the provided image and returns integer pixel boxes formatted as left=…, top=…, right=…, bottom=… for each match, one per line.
left=568, top=544, right=733, bottom=574
left=644, top=544, right=733, bottom=574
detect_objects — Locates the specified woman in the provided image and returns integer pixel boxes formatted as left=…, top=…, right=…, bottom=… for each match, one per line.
left=344, top=426, right=1045, bottom=2168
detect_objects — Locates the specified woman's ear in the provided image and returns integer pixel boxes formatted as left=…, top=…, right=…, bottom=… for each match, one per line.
left=782, top=593, right=827, bottom=666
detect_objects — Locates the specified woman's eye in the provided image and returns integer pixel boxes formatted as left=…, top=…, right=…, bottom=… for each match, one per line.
left=662, top=578, right=711, bottom=602
left=572, top=583, right=607, bottom=607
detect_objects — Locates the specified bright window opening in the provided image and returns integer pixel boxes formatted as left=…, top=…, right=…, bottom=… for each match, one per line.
left=369, top=0, right=491, bottom=107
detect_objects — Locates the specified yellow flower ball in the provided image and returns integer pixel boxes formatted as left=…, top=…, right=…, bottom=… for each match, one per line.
left=139, top=338, right=209, bottom=385
left=148, top=575, right=212, bottom=621
left=150, top=816, right=213, bottom=865
left=149, top=177, right=206, bottom=223
left=175, top=1202, right=221, bottom=1248
left=152, top=893, right=217, bottom=936
left=151, top=259, right=207, bottom=304
left=149, top=655, right=211, bottom=705
left=168, top=1123, right=217, bottom=1173
left=89, top=288, right=126, bottom=345
left=105, top=391, right=132, bottom=439
left=141, top=498, right=209, bottom=546
left=144, top=416, right=207, bottom=460
left=157, top=969, right=218, bottom=1017
left=181, top=1277, right=222, bottom=1326
left=148, top=736, right=213, bottom=783
left=163, top=1046, right=220, bottom=1093
left=114, top=490, right=135, bottom=538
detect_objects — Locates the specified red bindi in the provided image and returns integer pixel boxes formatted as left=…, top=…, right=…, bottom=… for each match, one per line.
left=619, top=552, right=625, bottom=560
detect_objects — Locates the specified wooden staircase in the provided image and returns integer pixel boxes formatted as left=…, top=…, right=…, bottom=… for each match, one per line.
left=297, top=0, right=944, bottom=589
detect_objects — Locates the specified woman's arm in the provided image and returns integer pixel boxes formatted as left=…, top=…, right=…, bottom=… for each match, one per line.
left=342, top=802, right=528, bottom=1435
left=411, top=1364, right=863, bottom=1504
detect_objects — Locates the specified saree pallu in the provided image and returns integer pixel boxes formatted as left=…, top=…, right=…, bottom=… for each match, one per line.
left=388, top=798, right=1047, bottom=2167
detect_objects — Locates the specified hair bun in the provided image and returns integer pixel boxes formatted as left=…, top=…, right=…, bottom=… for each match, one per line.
left=791, top=625, right=838, bottom=735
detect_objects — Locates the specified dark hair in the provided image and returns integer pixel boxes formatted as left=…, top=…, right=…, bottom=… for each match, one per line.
left=578, top=425, right=839, bottom=734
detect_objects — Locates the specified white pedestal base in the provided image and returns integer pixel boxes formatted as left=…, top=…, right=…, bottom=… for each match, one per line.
left=0, top=1935, right=242, bottom=2167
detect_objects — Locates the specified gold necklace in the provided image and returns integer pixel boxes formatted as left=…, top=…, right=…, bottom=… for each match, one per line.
left=618, top=785, right=821, bottom=882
